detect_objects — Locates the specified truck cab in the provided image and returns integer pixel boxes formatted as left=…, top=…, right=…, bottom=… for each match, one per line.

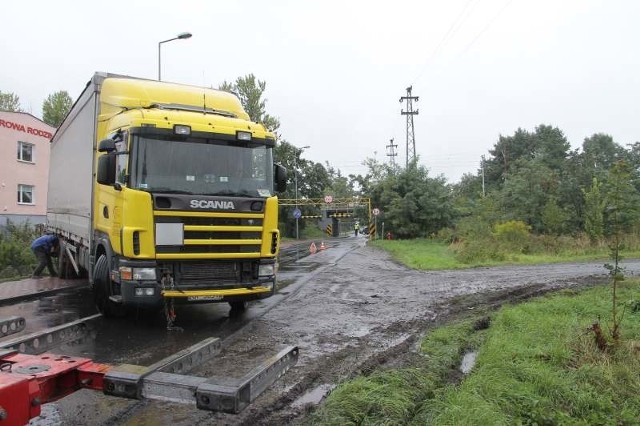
left=48, top=74, right=286, bottom=317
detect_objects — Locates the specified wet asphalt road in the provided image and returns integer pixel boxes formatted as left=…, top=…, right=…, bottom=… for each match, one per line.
left=2, top=236, right=637, bottom=425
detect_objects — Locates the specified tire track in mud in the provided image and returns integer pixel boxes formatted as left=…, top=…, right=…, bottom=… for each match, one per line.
left=97, top=241, right=640, bottom=425
left=232, top=251, right=639, bottom=426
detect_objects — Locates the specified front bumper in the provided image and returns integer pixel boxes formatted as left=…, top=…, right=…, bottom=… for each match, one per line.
left=163, top=284, right=274, bottom=304
left=119, top=280, right=275, bottom=306
left=115, top=258, right=277, bottom=307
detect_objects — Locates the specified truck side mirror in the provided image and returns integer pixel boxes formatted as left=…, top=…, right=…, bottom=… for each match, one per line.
left=274, top=164, right=287, bottom=193
left=97, top=154, right=116, bottom=185
left=98, top=139, right=116, bottom=153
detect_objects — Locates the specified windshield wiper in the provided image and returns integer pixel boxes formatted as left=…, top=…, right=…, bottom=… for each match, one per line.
left=202, top=190, right=254, bottom=196
left=150, top=188, right=195, bottom=195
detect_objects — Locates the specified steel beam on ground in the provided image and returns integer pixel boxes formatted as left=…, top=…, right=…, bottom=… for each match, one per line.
left=104, top=336, right=222, bottom=399
left=0, top=316, right=26, bottom=338
left=107, top=343, right=298, bottom=414
left=0, top=314, right=101, bottom=355
left=197, top=345, right=299, bottom=413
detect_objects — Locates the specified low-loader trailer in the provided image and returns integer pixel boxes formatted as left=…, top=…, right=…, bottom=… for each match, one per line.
left=48, top=72, right=286, bottom=318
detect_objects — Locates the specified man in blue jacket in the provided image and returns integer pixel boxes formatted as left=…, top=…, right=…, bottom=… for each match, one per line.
left=31, top=234, right=59, bottom=278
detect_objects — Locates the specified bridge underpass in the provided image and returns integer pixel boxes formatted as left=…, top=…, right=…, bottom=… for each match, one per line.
left=278, top=197, right=377, bottom=238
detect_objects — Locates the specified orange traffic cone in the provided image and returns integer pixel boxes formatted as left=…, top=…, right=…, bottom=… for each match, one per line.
left=320, top=241, right=326, bottom=250
left=309, top=242, right=317, bottom=254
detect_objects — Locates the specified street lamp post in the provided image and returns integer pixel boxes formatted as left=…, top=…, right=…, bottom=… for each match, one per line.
left=294, top=145, right=311, bottom=240
left=158, top=32, right=192, bottom=81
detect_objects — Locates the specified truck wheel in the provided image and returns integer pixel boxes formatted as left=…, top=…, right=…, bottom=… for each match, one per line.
left=229, top=301, right=247, bottom=313
left=93, top=255, right=119, bottom=317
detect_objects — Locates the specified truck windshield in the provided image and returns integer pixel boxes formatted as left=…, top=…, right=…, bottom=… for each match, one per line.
left=130, top=135, right=274, bottom=197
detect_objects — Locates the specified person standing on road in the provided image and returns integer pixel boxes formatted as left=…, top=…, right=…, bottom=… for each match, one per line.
left=31, top=234, right=59, bottom=278
left=354, top=221, right=360, bottom=237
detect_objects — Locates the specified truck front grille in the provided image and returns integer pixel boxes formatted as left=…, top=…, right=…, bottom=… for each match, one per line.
left=156, top=245, right=261, bottom=254
left=181, top=261, right=237, bottom=280
left=154, top=211, right=264, bottom=258
left=158, top=260, right=258, bottom=289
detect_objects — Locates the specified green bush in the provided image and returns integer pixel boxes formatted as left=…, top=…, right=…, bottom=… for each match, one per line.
left=493, top=220, right=531, bottom=253
left=433, top=227, right=456, bottom=244
left=452, top=220, right=532, bottom=263
left=0, top=220, right=38, bottom=278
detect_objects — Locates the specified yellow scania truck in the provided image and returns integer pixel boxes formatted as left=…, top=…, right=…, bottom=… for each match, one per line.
left=48, top=72, right=286, bottom=318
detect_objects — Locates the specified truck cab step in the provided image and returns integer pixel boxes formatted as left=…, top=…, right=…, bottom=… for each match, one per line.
left=109, top=295, right=123, bottom=304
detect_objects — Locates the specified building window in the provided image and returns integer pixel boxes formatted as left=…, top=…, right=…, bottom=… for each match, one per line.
left=17, top=184, right=34, bottom=204
left=17, top=141, right=34, bottom=163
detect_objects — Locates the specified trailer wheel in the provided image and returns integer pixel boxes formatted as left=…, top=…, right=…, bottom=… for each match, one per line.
left=93, top=255, right=119, bottom=317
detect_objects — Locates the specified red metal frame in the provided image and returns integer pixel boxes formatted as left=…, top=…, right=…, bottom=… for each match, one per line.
left=0, top=351, right=110, bottom=425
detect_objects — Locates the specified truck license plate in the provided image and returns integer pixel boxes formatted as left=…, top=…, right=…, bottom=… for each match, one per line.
left=187, top=295, right=223, bottom=301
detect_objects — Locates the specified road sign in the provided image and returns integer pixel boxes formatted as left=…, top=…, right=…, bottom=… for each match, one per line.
left=372, top=208, right=380, bottom=216
left=293, top=208, right=302, bottom=219
left=324, top=195, right=333, bottom=204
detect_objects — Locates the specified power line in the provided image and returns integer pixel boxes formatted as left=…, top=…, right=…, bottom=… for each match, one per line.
left=412, top=0, right=480, bottom=85
left=460, top=0, right=514, bottom=55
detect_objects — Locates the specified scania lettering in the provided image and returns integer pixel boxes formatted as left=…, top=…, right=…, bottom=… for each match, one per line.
left=47, top=72, right=287, bottom=319
left=190, top=200, right=236, bottom=209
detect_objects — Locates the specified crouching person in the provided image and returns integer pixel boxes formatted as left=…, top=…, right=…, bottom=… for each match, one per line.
left=31, top=234, right=59, bottom=278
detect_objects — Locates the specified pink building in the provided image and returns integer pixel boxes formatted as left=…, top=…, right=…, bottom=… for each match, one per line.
left=0, top=111, right=55, bottom=226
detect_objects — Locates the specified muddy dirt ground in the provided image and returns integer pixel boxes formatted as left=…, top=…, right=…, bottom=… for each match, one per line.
left=44, top=238, right=640, bottom=425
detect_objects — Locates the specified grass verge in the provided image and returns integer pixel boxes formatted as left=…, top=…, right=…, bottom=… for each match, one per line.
left=304, top=283, right=640, bottom=425
left=370, top=238, right=640, bottom=270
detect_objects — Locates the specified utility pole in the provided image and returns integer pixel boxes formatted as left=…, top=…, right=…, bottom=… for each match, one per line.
left=481, top=155, right=486, bottom=197
left=294, top=145, right=310, bottom=239
left=386, top=138, right=398, bottom=168
left=400, top=86, right=419, bottom=168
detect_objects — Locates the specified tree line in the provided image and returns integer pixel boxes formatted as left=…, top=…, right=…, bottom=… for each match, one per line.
left=214, top=76, right=640, bottom=244
left=5, top=77, right=638, bottom=246
left=0, top=90, right=72, bottom=127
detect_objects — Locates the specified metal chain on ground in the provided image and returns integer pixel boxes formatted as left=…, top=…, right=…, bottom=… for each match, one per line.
left=161, top=274, right=182, bottom=332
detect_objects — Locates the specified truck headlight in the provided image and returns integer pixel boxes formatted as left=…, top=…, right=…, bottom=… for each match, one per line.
left=133, top=268, right=157, bottom=280
left=258, top=264, right=275, bottom=277
left=120, top=266, right=156, bottom=280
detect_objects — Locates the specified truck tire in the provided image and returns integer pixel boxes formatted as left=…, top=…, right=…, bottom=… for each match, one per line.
left=93, top=254, right=119, bottom=317
left=229, top=301, right=247, bottom=313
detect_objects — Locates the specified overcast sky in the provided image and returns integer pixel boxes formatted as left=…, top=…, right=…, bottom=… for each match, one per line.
left=2, top=0, right=638, bottom=182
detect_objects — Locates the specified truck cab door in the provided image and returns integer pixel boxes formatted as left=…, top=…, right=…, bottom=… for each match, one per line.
left=95, top=134, right=128, bottom=255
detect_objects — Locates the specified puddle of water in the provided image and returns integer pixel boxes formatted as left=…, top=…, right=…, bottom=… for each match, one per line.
left=346, top=326, right=370, bottom=338
left=291, top=384, right=336, bottom=408
left=459, top=351, right=477, bottom=374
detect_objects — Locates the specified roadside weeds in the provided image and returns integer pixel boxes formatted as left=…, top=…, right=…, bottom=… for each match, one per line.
left=301, top=282, right=640, bottom=425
